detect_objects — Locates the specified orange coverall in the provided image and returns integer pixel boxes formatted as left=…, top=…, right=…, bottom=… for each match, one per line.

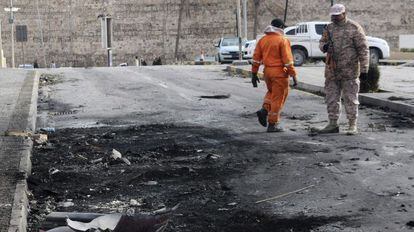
left=252, top=28, right=297, bottom=124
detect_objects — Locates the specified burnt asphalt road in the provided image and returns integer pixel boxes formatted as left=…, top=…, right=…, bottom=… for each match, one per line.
left=36, top=65, right=414, bottom=231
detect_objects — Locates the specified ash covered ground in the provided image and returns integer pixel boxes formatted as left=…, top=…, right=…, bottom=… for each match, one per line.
left=27, top=68, right=414, bottom=231
left=28, top=124, right=347, bottom=232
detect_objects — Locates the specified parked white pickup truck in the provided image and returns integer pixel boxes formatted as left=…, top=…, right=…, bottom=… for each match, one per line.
left=285, top=21, right=390, bottom=66
left=245, top=21, right=390, bottom=66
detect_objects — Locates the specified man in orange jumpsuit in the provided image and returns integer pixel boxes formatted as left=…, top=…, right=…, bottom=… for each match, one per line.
left=251, top=18, right=297, bottom=132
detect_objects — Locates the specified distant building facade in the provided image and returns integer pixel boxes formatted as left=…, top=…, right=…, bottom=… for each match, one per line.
left=0, top=0, right=412, bottom=67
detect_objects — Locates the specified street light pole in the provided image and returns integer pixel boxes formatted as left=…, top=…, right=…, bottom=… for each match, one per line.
left=11, top=0, right=14, bottom=68
left=236, top=0, right=242, bottom=61
left=242, top=0, right=247, bottom=40
left=0, top=21, right=2, bottom=48
left=284, top=0, right=289, bottom=23
left=4, top=0, right=19, bottom=68
left=0, top=21, right=3, bottom=68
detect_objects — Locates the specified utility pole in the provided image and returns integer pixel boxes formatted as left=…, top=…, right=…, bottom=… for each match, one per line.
left=236, top=0, right=242, bottom=61
left=232, top=0, right=249, bottom=66
left=4, top=0, right=19, bottom=68
left=242, top=0, right=247, bottom=40
left=284, top=0, right=289, bottom=23
left=0, top=21, right=2, bottom=54
left=0, top=20, right=4, bottom=68
left=36, top=0, right=47, bottom=67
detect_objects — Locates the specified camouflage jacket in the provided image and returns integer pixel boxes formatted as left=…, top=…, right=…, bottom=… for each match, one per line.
left=319, top=19, right=369, bottom=80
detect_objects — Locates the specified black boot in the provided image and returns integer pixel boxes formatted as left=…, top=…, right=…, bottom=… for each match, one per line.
left=256, top=108, right=268, bottom=127
left=267, top=123, right=284, bottom=133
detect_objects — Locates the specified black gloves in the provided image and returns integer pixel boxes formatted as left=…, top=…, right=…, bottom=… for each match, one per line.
left=291, top=76, right=298, bottom=87
left=322, top=43, right=330, bottom=53
left=252, top=73, right=260, bottom=88
left=359, top=72, right=368, bottom=79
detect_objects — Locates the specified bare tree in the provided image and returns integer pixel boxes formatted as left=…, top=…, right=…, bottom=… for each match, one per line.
left=263, top=1, right=284, bottom=18
left=253, top=0, right=285, bottom=38
left=253, top=0, right=261, bottom=39
left=175, top=0, right=186, bottom=61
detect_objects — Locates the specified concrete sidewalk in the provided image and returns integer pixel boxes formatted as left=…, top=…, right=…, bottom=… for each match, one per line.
left=227, top=64, right=414, bottom=116
left=0, top=69, right=39, bottom=231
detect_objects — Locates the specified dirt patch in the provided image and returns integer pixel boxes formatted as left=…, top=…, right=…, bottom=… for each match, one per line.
left=388, top=96, right=412, bottom=101
left=367, top=109, right=414, bottom=129
left=224, top=211, right=347, bottom=232
left=286, top=114, right=316, bottom=121
left=385, top=112, right=414, bottom=128
left=28, top=124, right=346, bottom=231
left=407, top=220, right=414, bottom=228
left=38, top=98, right=75, bottom=113
left=239, top=112, right=256, bottom=119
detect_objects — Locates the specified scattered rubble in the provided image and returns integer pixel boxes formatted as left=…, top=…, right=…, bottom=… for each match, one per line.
left=39, top=73, right=64, bottom=86
left=314, top=162, right=334, bottom=167
left=111, top=149, right=122, bottom=160
left=43, top=204, right=177, bottom=231
left=57, top=201, right=75, bottom=208
left=33, top=134, right=48, bottom=145
left=40, top=127, right=56, bottom=133
left=28, top=124, right=352, bottom=231
left=111, top=149, right=131, bottom=165
left=67, top=214, right=122, bottom=231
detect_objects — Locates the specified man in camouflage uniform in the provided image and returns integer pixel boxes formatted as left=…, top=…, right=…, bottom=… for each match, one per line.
left=317, top=3, right=369, bottom=135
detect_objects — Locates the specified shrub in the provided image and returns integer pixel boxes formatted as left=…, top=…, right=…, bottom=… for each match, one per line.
left=360, top=64, right=380, bottom=93
left=400, top=48, right=414, bottom=53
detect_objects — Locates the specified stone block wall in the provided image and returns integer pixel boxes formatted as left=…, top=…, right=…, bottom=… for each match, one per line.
left=0, top=0, right=412, bottom=67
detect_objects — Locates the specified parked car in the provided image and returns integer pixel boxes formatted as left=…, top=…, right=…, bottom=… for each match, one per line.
left=18, top=64, right=34, bottom=69
left=215, top=37, right=247, bottom=63
left=243, top=40, right=256, bottom=60
left=284, top=21, right=390, bottom=66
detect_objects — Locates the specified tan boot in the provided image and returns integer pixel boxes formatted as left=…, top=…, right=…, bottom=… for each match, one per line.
left=317, top=119, right=339, bottom=134
left=346, top=119, right=358, bottom=135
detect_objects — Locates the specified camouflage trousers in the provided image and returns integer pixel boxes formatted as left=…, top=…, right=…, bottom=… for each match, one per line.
left=325, top=78, right=360, bottom=120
